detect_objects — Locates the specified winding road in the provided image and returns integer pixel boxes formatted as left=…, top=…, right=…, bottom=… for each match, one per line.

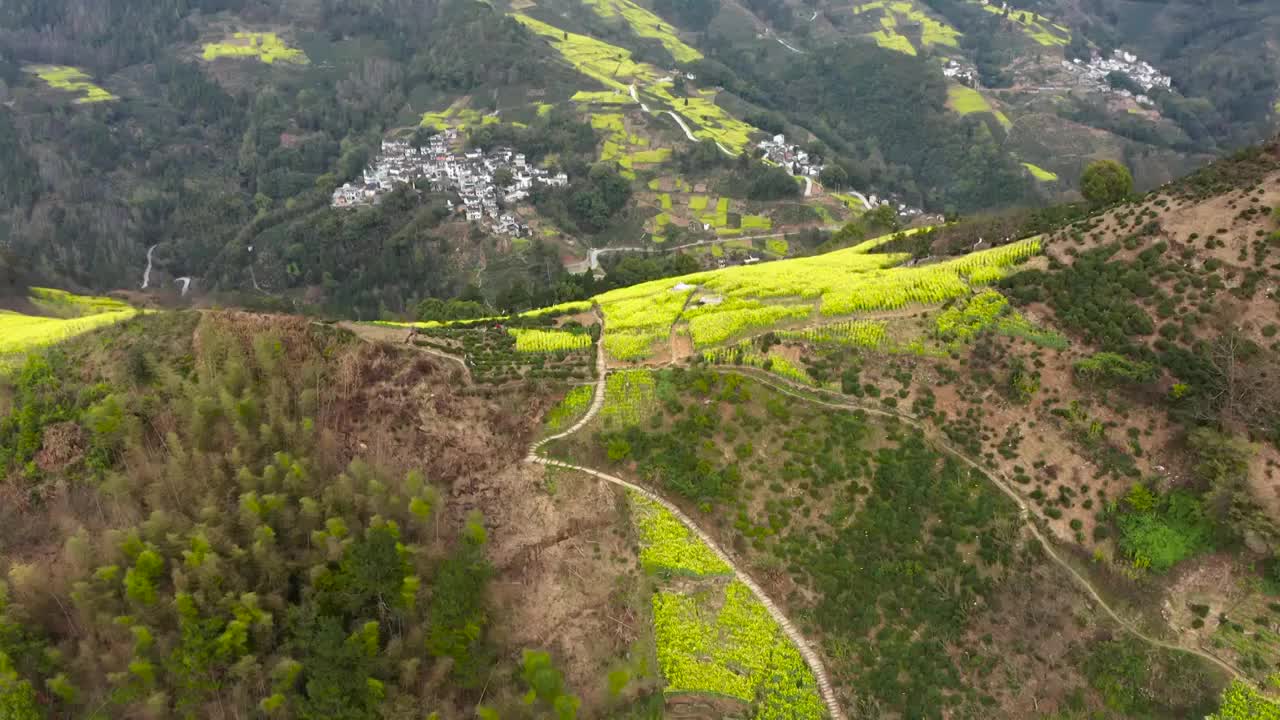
left=843, top=189, right=871, bottom=209
left=659, top=109, right=736, bottom=157
left=141, top=244, right=195, bottom=296
left=773, top=35, right=805, bottom=54
left=627, top=84, right=736, bottom=158
left=628, top=83, right=651, bottom=113
left=662, top=110, right=697, bottom=142
left=141, top=244, right=158, bottom=290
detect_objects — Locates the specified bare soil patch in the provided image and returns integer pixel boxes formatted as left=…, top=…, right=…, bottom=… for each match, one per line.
left=484, top=467, right=651, bottom=705
left=34, top=421, right=86, bottom=474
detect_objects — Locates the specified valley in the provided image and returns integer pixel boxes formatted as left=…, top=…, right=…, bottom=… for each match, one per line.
left=4, top=0, right=1275, bottom=312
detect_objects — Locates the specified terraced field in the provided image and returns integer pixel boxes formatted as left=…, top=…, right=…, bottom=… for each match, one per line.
left=512, top=13, right=762, bottom=154
left=382, top=230, right=1040, bottom=364
left=580, top=0, right=702, bottom=63
left=512, top=14, right=661, bottom=93
left=1022, top=161, right=1060, bottom=182
left=376, top=223, right=1022, bottom=366
left=591, top=230, right=1039, bottom=360
left=24, top=65, right=116, bottom=103
left=854, top=0, right=962, bottom=56
left=947, top=84, right=1011, bottom=128
left=592, top=112, right=672, bottom=179
left=968, top=0, right=1070, bottom=46
left=202, top=32, right=308, bottom=64
left=421, top=98, right=500, bottom=129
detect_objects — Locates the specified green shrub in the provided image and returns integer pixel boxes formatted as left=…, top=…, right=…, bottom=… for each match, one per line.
left=1073, top=352, right=1158, bottom=385
left=1081, top=160, right=1133, bottom=206
left=1117, top=490, right=1215, bottom=572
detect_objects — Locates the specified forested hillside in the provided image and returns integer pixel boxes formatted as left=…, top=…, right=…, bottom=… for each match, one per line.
left=0, top=311, right=666, bottom=719
left=0, top=0, right=577, bottom=314
left=3, top=0, right=1274, bottom=315
left=1052, top=0, right=1280, bottom=149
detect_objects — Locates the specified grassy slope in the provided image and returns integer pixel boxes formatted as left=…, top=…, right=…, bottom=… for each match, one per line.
left=0, top=288, right=139, bottom=370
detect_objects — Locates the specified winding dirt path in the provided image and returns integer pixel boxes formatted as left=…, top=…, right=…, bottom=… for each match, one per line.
left=526, top=334, right=850, bottom=720
left=587, top=229, right=835, bottom=271
left=340, top=322, right=474, bottom=383
left=721, top=366, right=1248, bottom=684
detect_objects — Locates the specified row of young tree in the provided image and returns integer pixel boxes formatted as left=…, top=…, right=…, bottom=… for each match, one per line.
left=0, top=313, right=582, bottom=719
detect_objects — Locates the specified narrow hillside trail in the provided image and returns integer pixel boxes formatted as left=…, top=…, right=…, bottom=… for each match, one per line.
left=588, top=229, right=839, bottom=270
left=719, top=365, right=1249, bottom=685
left=339, top=321, right=474, bottom=383
left=526, top=334, right=850, bottom=720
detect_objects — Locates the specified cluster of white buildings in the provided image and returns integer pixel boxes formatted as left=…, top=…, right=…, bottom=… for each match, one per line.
left=942, top=59, right=978, bottom=87
left=1062, top=49, right=1172, bottom=106
left=331, top=130, right=568, bottom=236
left=755, top=134, right=925, bottom=218
left=868, top=194, right=923, bottom=219
left=757, top=134, right=824, bottom=178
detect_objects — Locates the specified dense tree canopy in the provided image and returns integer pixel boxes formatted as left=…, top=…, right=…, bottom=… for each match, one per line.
left=1081, top=160, right=1134, bottom=206
left=0, top=314, right=512, bottom=718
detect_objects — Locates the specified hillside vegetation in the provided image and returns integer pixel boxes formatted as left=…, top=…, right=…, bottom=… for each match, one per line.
left=2, top=0, right=1280, bottom=714
left=0, top=311, right=673, bottom=719
left=6, top=138, right=1280, bottom=716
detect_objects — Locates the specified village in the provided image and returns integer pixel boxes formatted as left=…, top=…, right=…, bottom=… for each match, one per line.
left=755, top=133, right=923, bottom=218
left=942, top=59, right=979, bottom=87
left=330, top=129, right=569, bottom=236
left=1061, top=48, right=1173, bottom=106
left=756, top=133, right=824, bottom=179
